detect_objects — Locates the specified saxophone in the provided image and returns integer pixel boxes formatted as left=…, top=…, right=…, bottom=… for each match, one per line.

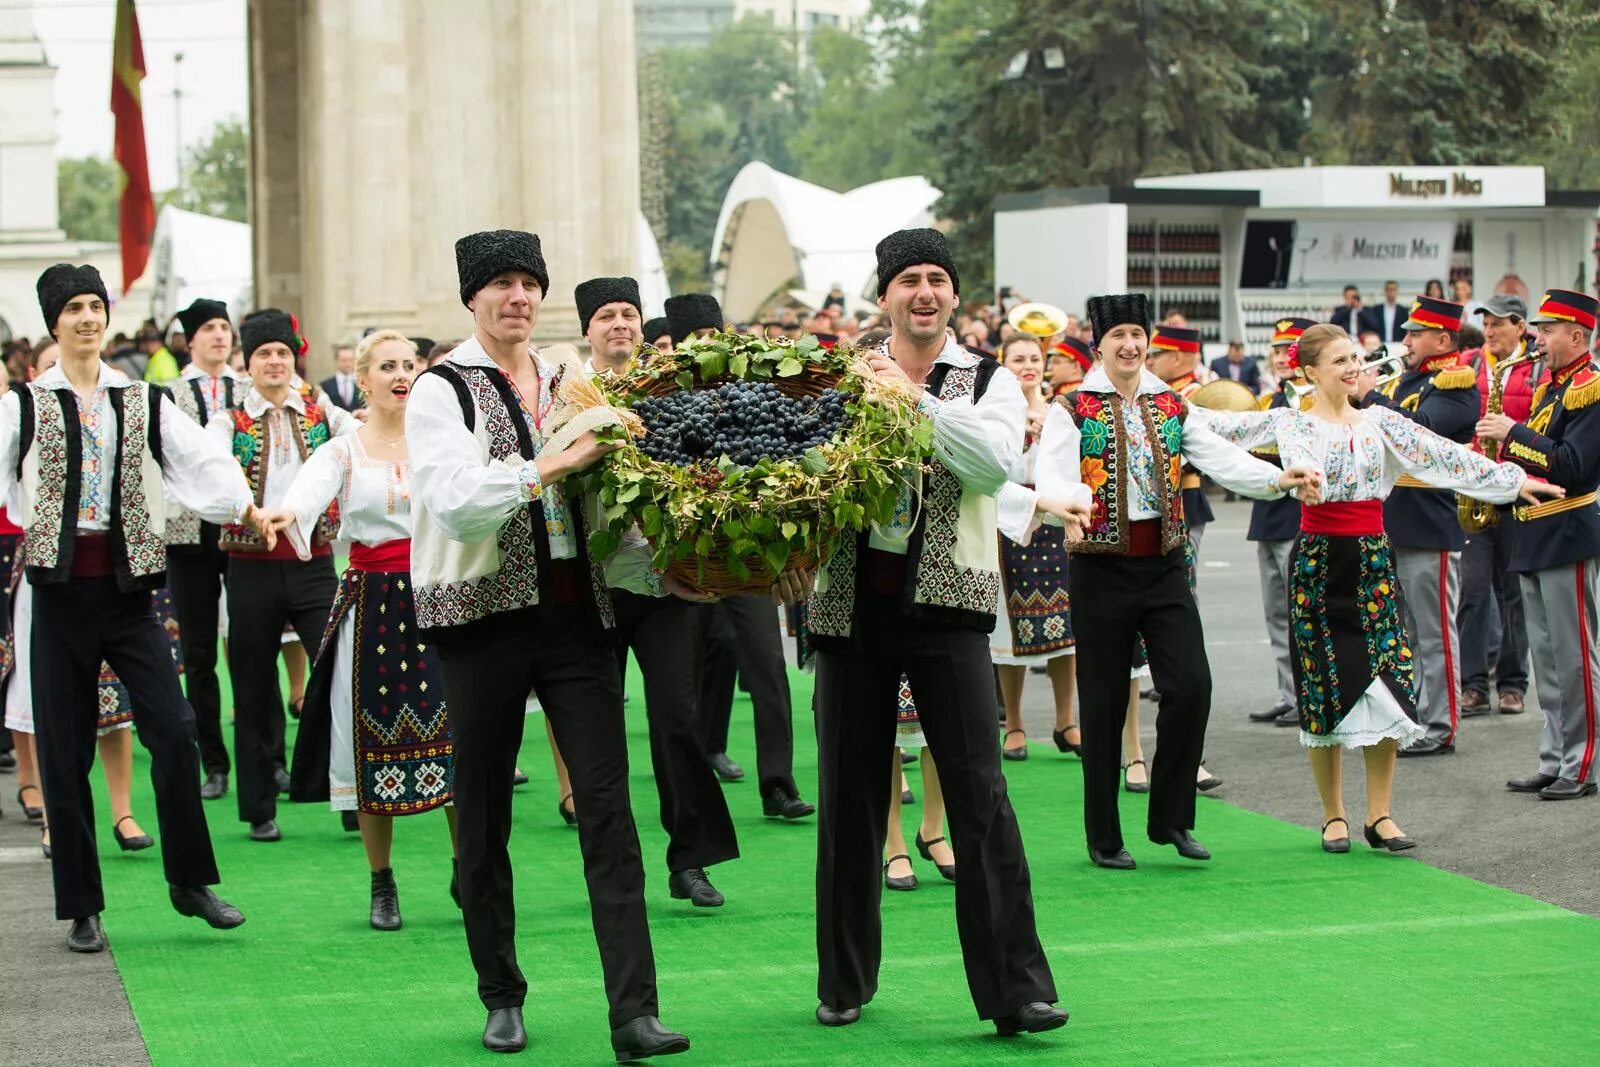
left=1458, top=350, right=1534, bottom=532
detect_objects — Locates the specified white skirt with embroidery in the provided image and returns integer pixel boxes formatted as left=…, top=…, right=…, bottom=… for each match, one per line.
left=1300, top=677, right=1426, bottom=750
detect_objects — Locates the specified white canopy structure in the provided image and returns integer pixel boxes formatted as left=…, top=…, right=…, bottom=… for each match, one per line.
left=148, top=206, right=253, bottom=328
left=635, top=210, right=671, bottom=318
left=709, top=162, right=940, bottom=321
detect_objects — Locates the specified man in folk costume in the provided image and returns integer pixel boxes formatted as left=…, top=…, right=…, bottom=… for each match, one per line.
left=1147, top=325, right=1213, bottom=561
left=1247, top=317, right=1319, bottom=727
left=1360, top=296, right=1481, bottom=757
left=1477, top=288, right=1600, bottom=800
left=407, top=231, right=687, bottom=1059
left=166, top=298, right=248, bottom=800
left=1035, top=294, right=1316, bottom=869
left=1458, top=293, right=1541, bottom=717
left=206, top=310, right=358, bottom=841
left=0, top=264, right=255, bottom=953
left=575, top=276, right=754, bottom=911
left=806, top=228, right=1065, bottom=1038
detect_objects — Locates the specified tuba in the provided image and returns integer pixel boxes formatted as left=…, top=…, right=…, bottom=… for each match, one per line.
left=1007, top=301, right=1070, bottom=339
left=1459, top=352, right=1534, bottom=532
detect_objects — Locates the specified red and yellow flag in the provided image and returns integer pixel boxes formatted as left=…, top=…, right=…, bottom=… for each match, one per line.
left=111, top=0, right=154, bottom=295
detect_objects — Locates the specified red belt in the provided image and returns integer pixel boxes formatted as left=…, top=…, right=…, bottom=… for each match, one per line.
left=1301, top=500, right=1384, bottom=536
left=350, top=539, right=411, bottom=573
left=1126, top=519, right=1163, bottom=557
left=71, top=534, right=113, bottom=578
left=231, top=540, right=332, bottom=562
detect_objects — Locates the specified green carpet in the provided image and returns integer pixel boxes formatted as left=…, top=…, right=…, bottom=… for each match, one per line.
left=89, top=658, right=1598, bottom=1065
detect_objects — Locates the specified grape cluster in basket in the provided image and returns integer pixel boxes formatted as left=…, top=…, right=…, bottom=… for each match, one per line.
left=634, top=380, right=849, bottom=467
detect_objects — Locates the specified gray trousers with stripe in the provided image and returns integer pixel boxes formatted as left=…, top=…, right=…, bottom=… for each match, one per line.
left=1520, top=559, right=1600, bottom=784
left=1255, top=539, right=1296, bottom=709
left=1395, top=547, right=1462, bottom=746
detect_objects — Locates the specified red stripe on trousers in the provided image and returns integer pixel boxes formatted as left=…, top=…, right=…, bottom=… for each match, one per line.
left=1575, top=563, right=1597, bottom=782
left=1440, top=552, right=1458, bottom=744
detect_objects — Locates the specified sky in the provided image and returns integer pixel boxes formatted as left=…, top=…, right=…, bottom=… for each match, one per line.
left=28, top=0, right=249, bottom=192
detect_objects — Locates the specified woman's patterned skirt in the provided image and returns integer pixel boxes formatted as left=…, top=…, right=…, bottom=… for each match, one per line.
left=993, top=525, right=1074, bottom=666
left=1290, top=533, right=1423, bottom=748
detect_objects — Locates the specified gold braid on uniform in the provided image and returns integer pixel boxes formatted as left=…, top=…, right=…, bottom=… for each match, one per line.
left=1563, top=372, right=1600, bottom=410
left=1429, top=366, right=1477, bottom=390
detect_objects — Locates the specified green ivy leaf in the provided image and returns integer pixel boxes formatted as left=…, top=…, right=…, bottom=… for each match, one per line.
left=729, top=353, right=749, bottom=378
left=777, top=356, right=804, bottom=377
left=676, top=371, right=695, bottom=391
left=615, top=482, right=641, bottom=504
left=587, top=528, right=621, bottom=560
left=723, top=517, right=746, bottom=538
left=781, top=521, right=798, bottom=540
left=641, top=504, right=663, bottom=537
left=762, top=540, right=790, bottom=576
left=801, top=448, right=829, bottom=475
left=699, top=352, right=727, bottom=378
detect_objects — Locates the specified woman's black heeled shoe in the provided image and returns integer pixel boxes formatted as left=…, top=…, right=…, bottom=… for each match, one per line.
left=1321, top=817, right=1350, bottom=853
left=17, top=785, right=44, bottom=822
left=1122, top=759, right=1150, bottom=794
left=557, top=793, right=576, bottom=827
left=1363, top=816, right=1416, bottom=852
left=1052, top=726, right=1081, bottom=755
left=512, top=769, right=530, bottom=787
left=883, top=854, right=918, bottom=891
left=914, top=833, right=956, bottom=882
left=41, top=823, right=51, bottom=859
left=1002, top=728, right=1029, bottom=762
left=112, top=815, right=154, bottom=852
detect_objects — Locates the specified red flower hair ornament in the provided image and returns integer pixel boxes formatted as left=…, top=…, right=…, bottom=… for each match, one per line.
left=1285, top=342, right=1301, bottom=371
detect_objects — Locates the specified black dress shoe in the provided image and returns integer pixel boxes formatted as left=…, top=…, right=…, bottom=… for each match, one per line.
left=169, top=886, right=246, bottom=928
left=761, top=784, right=815, bottom=819
left=1539, top=778, right=1598, bottom=801
left=901, top=785, right=915, bottom=805
left=1002, top=728, right=1029, bottom=761
left=274, top=767, right=292, bottom=794
left=1398, top=738, right=1454, bottom=757
left=915, top=833, right=956, bottom=882
left=1148, top=827, right=1211, bottom=860
left=994, top=1002, right=1068, bottom=1036
left=1088, top=847, right=1136, bottom=869
left=610, top=1015, right=689, bottom=1061
left=884, top=854, right=918, bottom=890
left=66, top=914, right=107, bottom=953
left=482, top=1007, right=526, bottom=1053
left=667, top=867, right=724, bottom=907
left=341, top=809, right=361, bottom=832
left=709, top=752, right=744, bottom=782
left=1196, top=772, right=1224, bottom=793
left=370, top=868, right=401, bottom=930
left=815, top=1003, right=860, bottom=1027
left=249, top=819, right=282, bottom=842
left=1362, top=816, right=1416, bottom=852
left=199, top=772, right=228, bottom=800
left=1249, top=702, right=1293, bottom=722
left=557, top=793, right=576, bottom=826
left=113, top=815, right=154, bottom=851
left=1273, top=706, right=1301, bottom=726
left=899, top=749, right=916, bottom=765
left=1321, top=817, right=1350, bottom=853
left=1507, top=772, right=1559, bottom=793
left=1051, top=726, right=1080, bottom=754
left=512, top=769, right=530, bottom=787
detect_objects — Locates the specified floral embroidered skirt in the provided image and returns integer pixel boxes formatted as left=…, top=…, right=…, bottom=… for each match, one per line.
left=993, top=526, right=1074, bottom=665
left=303, top=567, right=453, bottom=815
left=1290, top=533, right=1425, bottom=749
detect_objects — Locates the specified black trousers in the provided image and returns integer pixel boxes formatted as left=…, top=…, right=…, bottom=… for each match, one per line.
left=612, top=590, right=738, bottom=873
left=436, top=604, right=657, bottom=1027
left=699, top=596, right=798, bottom=793
left=168, top=532, right=230, bottom=775
left=813, top=595, right=1056, bottom=1018
left=32, top=577, right=219, bottom=919
left=225, top=555, right=336, bottom=826
left=1071, top=549, right=1211, bottom=852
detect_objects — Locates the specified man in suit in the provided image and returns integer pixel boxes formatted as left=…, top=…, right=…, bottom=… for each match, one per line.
left=1208, top=340, right=1262, bottom=393
left=1329, top=285, right=1364, bottom=340
left=1361, top=280, right=1407, bottom=342
left=318, top=343, right=361, bottom=410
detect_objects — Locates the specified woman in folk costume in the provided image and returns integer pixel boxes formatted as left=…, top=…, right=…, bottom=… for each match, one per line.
left=992, top=333, right=1080, bottom=761
left=264, top=331, right=455, bottom=931
left=1201, top=324, right=1559, bottom=851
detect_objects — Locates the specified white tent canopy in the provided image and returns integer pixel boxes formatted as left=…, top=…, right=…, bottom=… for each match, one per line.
left=148, top=205, right=253, bottom=329
left=710, top=162, right=940, bottom=321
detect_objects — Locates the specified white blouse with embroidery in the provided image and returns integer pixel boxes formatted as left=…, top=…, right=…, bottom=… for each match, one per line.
left=279, top=434, right=413, bottom=559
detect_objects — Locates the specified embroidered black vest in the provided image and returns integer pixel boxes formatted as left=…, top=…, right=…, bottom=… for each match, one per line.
left=219, top=381, right=340, bottom=552
left=166, top=373, right=240, bottom=546
left=1063, top=387, right=1188, bottom=555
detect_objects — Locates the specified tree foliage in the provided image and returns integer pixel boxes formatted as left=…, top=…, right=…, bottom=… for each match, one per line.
left=175, top=118, right=248, bottom=222
left=57, top=155, right=122, bottom=242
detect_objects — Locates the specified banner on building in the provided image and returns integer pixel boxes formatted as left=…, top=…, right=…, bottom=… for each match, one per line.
left=1290, top=218, right=1455, bottom=285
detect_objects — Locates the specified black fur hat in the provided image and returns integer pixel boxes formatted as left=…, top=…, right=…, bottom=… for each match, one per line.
left=454, top=229, right=549, bottom=306
left=874, top=227, right=959, bottom=297
left=36, top=263, right=109, bottom=337
left=177, top=298, right=230, bottom=339
left=240, top=308, right=304, bottom=360
left=642, top=316, right=670, bottom=344
left=575, top=277, right=642, bottom=334
left=665, top=293, right=724, bottom=344
left=1086, top=293, right=1150, bottom=347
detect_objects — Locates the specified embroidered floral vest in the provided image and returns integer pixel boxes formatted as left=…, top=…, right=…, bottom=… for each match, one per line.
left=15, top=382, right=168, bottom=591
left=220, top=380, right=340, bottom=551
left=808, top=360, right=1002, bottom=643
left=411, top=363, right=614, bottom=634
left=166, top=373, right=240, bottom=546
left=1065, top=388, right=1188, bottom=555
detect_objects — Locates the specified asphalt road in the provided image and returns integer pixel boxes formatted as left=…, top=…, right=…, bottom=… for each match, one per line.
left=1, top=496, right=1595, bottom=1065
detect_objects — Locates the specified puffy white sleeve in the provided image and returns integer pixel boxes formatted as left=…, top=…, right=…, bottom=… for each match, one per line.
left=1190, top=406, right=1281, bottom=452
left=0, top=391, right=19, bottom=508
left=159, top=395, right=253, bottom=524
left=996, top=480, right=1039, bottom=544
left=279, top=438, right=348, bottom=560
left=917, top=365, right=1025, bottom=497
left=1179, top=417, right=1287, bottom=501
left=406, top=373, right=539, bottom=543
left=1034, top=403, right=1093, bottom=511
left=1370, top=405, right=1524, bottom=502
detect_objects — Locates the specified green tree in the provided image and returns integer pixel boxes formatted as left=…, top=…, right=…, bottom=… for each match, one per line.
left=1536, top=9, right=1600, bottom=190
left=787, top=24, right=923, bottom=191
left=176, top=119, right=248, bottom=221
left=57, top=155, right=122, bottom=242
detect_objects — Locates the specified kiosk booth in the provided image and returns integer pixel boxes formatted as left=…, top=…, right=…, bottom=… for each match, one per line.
left=994, top=166, right=1600, bottom=353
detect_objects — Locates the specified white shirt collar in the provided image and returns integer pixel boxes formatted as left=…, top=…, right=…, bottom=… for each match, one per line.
left=181, top=362, right=243, bottom=383
left=33, top=361, right=134, bottom=391
left=1079, top=365, right=1170, bottom=396
left=444, top=335, right=559, bottom=378
left=242, top=382, right=307, bottom=417
left=880, top=333, right=979, bottom=369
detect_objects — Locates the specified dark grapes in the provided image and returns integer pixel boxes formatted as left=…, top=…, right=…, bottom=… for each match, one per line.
left=635, top=381, right=849, bottom=467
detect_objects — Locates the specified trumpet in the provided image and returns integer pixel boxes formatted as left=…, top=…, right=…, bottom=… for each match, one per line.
left=1284, top=379, right=1315, bottom=406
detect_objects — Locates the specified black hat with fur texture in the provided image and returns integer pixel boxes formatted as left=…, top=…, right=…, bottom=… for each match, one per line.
left=454, top=229, right=549, bottom=306
left=177, top=298, right=230, bottom=339
left=642, top=317, right=670, bottom=344
left=240, top=308, right=305, bottom=360
left=575, top=277, right=642, bottom=334
left=665, top=293, right=724, bottom=344
left=36, top=263, right=109, bottom=337
left=1086, top=293, right=1151, bottom=347
left=874, top=228, right=959, bottom=297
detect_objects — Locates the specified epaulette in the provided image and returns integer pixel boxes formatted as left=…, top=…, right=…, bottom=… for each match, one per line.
left=1564, top=370, right=1600, bottom=410
left=1256, top=394, right=1274, bottom=411
left=1429, top=366, right=1477, bottom=390
left=1298, top=393, right=1316, bottom=412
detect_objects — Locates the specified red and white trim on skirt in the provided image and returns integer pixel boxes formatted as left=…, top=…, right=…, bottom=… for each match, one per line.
left=1576, top=562, right=1597, bottom=782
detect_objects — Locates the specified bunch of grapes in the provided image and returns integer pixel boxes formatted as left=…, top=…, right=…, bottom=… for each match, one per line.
left=634, top=381, right=850, bottom=467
